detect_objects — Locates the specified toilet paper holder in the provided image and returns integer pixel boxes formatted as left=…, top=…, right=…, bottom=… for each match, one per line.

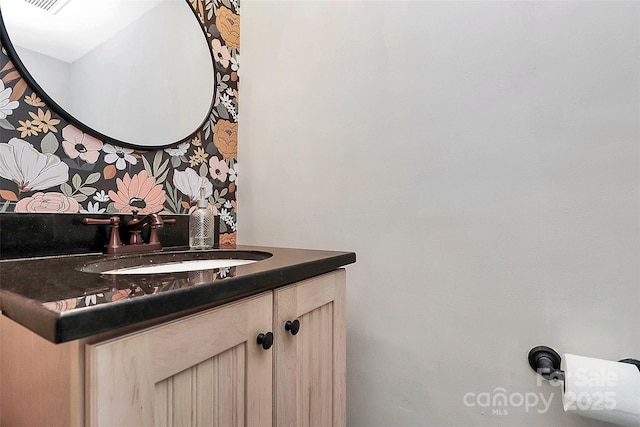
left=528, top=346, right=640, bottom=382
left=528, top=346, right=565, bottom=381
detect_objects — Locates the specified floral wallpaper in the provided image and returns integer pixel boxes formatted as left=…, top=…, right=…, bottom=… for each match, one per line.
left=0, top=0, right=239, bottom=248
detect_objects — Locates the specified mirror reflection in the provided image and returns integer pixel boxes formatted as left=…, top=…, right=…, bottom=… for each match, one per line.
left=0, top=0, right=215, bottom=148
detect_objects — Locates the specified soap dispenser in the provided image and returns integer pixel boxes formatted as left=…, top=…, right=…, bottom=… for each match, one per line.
left=189, top=187, right=214, bottom=250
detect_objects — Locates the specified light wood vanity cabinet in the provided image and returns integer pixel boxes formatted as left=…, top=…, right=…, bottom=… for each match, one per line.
left=86, top=292, right=274, bottom=427
left=0, top=269, right=346, bottom=427
left=274, top=269, right=346, bottom=427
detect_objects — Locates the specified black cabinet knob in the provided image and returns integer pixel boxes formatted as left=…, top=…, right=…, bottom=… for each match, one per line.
left=256, top=332, right=273, bottom=350
left=285, top=319, right=301, bottom=336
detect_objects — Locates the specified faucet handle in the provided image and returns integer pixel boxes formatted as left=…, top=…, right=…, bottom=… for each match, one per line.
left=83, top=216, right=122, bottom=253
left=148, top=215, right=176, bottom=244
left=82, top=216, right=120, bottom=226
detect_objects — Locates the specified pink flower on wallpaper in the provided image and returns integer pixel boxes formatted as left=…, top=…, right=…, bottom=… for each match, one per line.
left=14, top=192, right=79, bottom=213
left=109, top=170, right=166, bottom=214
left=111, top=289, right=132, bottom=302
left=43, top=298, right=79, bottom=312
left=212, top=39, right=231, bottom=68
left=209, top=156, right=229, bottom=182
left=61, top=125, right=103, bottom=164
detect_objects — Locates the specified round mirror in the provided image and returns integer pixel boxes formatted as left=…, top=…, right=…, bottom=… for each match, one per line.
left=0, top=0, right=215, bottom=149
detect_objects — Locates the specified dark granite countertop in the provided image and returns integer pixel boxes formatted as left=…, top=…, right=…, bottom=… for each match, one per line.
left=0, top=245, right=356, bottom=343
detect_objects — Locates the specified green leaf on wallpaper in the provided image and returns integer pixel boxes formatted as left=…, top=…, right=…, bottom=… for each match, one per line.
left=220, top=222, right=228, bottom=233
left=157, top=159, right=169, bottom=177
left=153, top=150, right=163, bottom=170
left=85, top=173, right=101, bottom=185
left=105, top=202, right=118, bottom=214
left=220, top=0, right=232, bottom=10
left=0, top=200, right=10, bottom=213
left=153, top=151, right=163, bottom=174
left=141, top=154, right=154, bottom=179
left=72, top=194, right=88, bottom=203
left=79, top=186, right=97, bottom=196
left=40, top=133, right=59, bottom=154
left=212, top=189, right=227, bottom=209
left=163, top=181, right=182, bottom=214
left=60, top=182, right=73, bottom=197
left=216, top=73, right=228, bottom=92
left=163, top=182, right=176, bottom=211
left=204, top=113, right=214, bottom=139
left=171, top=156, right=181, bottom=168
left=216, top=103, right=229, bottom=120
left=0, top=119, right=15, bottom=130
left=222, top=74, right=230, bottom=82
left=156, top=168, right=169, bottom=185
left=199, top=162, right=208, bottom=177
left=72, top=174, right=82, bottom=190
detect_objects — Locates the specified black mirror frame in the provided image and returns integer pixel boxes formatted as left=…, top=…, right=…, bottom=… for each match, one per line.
left=0, top=3, right=216, bottom=150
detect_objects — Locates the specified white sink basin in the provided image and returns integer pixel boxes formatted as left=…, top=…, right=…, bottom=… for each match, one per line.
left=102, top=258, right=257, bottom=275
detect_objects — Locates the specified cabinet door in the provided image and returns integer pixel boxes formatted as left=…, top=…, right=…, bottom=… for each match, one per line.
left=274, top=270, right=346, bottom=427
left=86, top=292, right=273, bottom=427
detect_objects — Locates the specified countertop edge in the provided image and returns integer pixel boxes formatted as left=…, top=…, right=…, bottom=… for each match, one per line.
left=0, top=247, right=356, bottom=343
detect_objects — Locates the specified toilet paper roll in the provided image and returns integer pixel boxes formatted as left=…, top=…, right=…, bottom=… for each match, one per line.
left=562, top=353, right=640, bottom=426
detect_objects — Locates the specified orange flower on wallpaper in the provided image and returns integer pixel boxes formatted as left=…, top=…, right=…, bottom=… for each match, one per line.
left=109, top=170, right=166, bottom=214
left=213, top=120, right=237, bottom=159
left=219, top=232, right=236, bottom=248
left=24, top=93, right=45, bottom=107
left=29, top=108, right=60, bottom=134
left=217, top=6, right=240, bottom=49
left=188, top=0, right=205, bottom=22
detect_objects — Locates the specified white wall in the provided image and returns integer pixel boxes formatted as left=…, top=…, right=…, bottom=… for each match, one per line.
left=239, top=1, right=640, bottom=426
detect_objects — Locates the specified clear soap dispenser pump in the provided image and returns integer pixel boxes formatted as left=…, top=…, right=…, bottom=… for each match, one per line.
left=189, top=187, right=214, bottom=250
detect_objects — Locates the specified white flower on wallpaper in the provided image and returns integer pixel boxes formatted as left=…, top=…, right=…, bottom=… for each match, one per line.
left=173, top=167, right=213, bottom=202
left=230, top=54, right=239, bottom=74
left=79, top=201, right=106, bottom=214
left=0, top=138, right=69, bottom=192
left=219, top=207, right=236, bottom=232
left=0, top=80, right=19, bottom=119
left=103, top=144, right=137, bottom=170
left=93, top=190, right=109, bottom=203
left=164, top=142, right=190, bottom=157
